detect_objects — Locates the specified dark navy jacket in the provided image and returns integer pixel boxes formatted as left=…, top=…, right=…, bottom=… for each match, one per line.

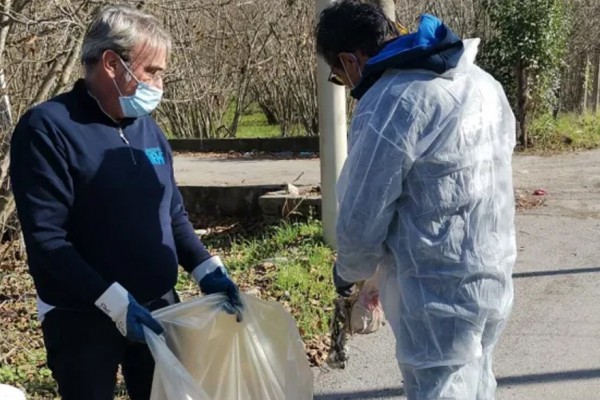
left=10, top=79, right=211, bottom=309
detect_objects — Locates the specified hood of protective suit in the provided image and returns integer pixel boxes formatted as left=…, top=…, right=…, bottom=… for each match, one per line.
left=351, top=14, right=464, bottom=100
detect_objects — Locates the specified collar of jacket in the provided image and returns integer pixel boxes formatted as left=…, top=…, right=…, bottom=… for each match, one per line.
left=350, top=14, right=465, bottom=100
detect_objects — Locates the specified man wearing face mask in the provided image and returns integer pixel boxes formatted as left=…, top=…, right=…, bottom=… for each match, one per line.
left=317, top=1, right=516, bottom=399
left=10, top=5, right=242, bottom=399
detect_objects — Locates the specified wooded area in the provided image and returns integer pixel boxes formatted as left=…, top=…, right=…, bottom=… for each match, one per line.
left=0, top=0, right=598, bottom=238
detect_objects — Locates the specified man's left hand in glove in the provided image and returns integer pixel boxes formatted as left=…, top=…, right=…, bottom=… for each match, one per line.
left=192, top=256, right=244, bottom=322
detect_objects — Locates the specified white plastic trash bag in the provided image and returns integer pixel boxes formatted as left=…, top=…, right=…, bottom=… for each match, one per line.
left=0, top=385, right=26, bottom=400
left=350, top=271, right=385, bottom=334
left=145, top=293, right=313, bottom=400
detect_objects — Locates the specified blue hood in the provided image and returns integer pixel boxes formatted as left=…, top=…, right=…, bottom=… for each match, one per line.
left=351, top=14, right=464, bottom=100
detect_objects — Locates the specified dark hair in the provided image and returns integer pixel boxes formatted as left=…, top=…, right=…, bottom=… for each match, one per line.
left=316, top=0, right=399, bottom=67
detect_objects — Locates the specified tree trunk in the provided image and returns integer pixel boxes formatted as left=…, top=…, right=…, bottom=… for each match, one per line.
left=257, top=100, right=279, bottom=125
left=595, top=52, right=600, bottom=116
left=32, top=57, right=64, bottom=105
left=0, top=0, right=12, bottom=68
left=583, top=53, right=590, bottom=113
left=0, top=0, right=12, bottom=124
left=52, top=32, right=84, bottom=97
left=0, top=0, right=14, bottom=241
left=516, top=61, right=529, bottom=147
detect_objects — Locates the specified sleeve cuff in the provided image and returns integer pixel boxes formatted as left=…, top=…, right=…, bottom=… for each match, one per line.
left=335, top=251, right=380, bottom=283
left=191, top=256, right=225, bottom=283
left=95, top=282, right=129, bottom=321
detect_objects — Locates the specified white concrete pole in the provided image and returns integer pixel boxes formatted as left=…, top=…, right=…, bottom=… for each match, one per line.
left=316, top=0, right=348, bottom=249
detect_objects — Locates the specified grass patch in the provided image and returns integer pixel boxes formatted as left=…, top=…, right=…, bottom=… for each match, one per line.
left=0, top=251, right=56, bottom=399
left=527, top=112, right=600, bottom=153
left=222, top=102, right=281, bottom=139
left=234, top=111, right=281, bottom=139
left=1, top=219, right=335, bottom=398
left=217, top=102, right=305, bottom=138
left=161, top=102, right=283, bottom=139
left=204, top=219, right=336, bottom=341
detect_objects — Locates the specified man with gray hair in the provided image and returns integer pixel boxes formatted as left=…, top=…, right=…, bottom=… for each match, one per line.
left=10, top=5, right=243, bottom=399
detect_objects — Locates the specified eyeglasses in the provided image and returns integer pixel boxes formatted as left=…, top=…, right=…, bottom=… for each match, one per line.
left=328, top=68, right=345, bottom=86
left=119, top=56, right=165, bottom=85
left=327, top=23, right=409, bottom=87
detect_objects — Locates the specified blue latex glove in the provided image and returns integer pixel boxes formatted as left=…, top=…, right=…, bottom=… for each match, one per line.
left=121, top=295, right=164, bottom=342
left=333, top=263, right=354, bottom=297
left=200, top=268, right=244, bottom=322
left=95, top=283, right=164, bottom=343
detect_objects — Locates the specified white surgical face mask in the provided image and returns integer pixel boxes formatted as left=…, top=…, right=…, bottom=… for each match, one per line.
left=339, top=54, right=363, bottom=90
left=113, top=58, right=163, bottom=118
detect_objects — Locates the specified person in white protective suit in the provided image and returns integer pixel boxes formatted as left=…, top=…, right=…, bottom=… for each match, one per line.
left=316, top=2, right=516, bottom=399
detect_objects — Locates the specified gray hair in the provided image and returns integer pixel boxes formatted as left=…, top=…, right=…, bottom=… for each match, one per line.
left=81, top=5, right=172, bottom=67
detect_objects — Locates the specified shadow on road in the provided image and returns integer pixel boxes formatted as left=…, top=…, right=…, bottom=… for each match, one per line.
left=314, top=368, right=600, bottom=399
left=513, top=266, right=600, bottom=279
left=313, top=387, right=405, bottom=400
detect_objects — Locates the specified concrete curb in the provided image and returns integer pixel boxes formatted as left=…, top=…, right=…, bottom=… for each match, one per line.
left=179, top=185, right=286, bottom=217
left=169, top=137, right=320, bottom=154
left=179, top=184, right=321, bottom=219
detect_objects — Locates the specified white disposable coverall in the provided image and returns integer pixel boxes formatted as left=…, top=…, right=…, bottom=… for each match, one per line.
left=335, top=39, right=516, bottom=400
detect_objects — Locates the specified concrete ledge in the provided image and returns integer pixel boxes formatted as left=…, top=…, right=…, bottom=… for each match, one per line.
left=259, top=189, right=321, bottom=222
left=169, top=137, right=319, bottom=154
left=179, top=184, right=323, bottom=221
left=179, top=185, right=286, bottom=217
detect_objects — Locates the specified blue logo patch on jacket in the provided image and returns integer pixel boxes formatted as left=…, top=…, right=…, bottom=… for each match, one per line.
left=145, top=147, right=165, bottom=165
